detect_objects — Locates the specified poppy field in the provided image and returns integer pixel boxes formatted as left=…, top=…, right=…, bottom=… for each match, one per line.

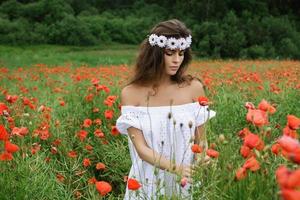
left=0, top=47, right=300, bottom=200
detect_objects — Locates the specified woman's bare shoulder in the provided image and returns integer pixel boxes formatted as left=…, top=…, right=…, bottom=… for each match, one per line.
left=188, top=78, right=205, bottom=101
left=120, top=84, right=145, bottom=106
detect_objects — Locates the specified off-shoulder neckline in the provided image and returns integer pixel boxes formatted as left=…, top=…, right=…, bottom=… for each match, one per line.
left=121, top=102, right=198, bottom=109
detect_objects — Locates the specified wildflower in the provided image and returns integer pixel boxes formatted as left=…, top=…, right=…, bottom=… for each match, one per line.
left=244, top=133, right=264, bottom=150
left=4, top=141, right=20, bottom=153
left=287, top=115, right=300, bottom=130
left=5, top=95, right=18, bottom=103
left=235, top=167, right=247, bottom=181
left=258, top=99, right=276, bottom=114
left=180, top=177, right=188, bottom=187
left=206, top=149, right=219, bottom=158
left=56, top=173, right=65, bottom=182
left=191, top=144, right=203, bottom=153
left=111, top=126, right=119, bottom=136
left=95, top=181, right=112, bottom=196
left=94, top=129, right=105, bottom=138
left=104, top=110, right=114, bottom=120
left=0, top=102, right=9, bottom=115
left=68, top=151, right=77, bottom=158
left=93, top=118, right=102, bottom=125
left=59, top=100, right=65, bottom=106
left=240, top=145, right=252, bottom=158
left=11, top=127, right=28, bottom=137
left=96, top=162, right=106, bottom=170
left=83, top=158, right=91, bottom=167
left=198, top=96, right=209, bottom=106
left=88, top=177, right=97, bottom=184
left=243, top=157, right=260, bottom=172
left=77, top=130, right=88, bottom=141
left=0, top=152, right=13, bottom=161
left=83, top=119, right=92, bottom=128
left=0, top=125, right=9, bottom=141
left=246, top=109, right=268, bottom=127
left=128, top=178, right=142, bottom=190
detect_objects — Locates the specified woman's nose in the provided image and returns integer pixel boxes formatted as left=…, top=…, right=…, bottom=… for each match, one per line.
left=173, top=53, right=180, bottom=63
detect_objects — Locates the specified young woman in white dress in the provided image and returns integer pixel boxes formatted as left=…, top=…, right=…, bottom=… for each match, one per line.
left=116, top=19, right=216, bottom=199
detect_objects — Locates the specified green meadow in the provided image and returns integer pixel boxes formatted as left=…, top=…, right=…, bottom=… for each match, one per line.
left=0, top=45, right=299, bottom=200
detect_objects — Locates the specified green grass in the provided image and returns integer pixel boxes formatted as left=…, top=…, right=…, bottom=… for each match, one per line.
left=0, top=44, right=138, bottom=68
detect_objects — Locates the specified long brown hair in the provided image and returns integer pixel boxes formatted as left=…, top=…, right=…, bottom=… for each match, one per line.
left=127, top=19, right=194, bottom=91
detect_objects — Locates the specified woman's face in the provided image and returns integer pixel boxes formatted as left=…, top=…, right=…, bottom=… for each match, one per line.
left=163, top=49, right=184, bottom=76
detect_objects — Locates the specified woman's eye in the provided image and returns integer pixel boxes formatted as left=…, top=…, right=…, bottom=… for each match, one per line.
left=165, top=52, right=173, bottom=56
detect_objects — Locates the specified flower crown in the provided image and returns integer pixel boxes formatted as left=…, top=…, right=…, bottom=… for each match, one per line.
left=148, top=34, right=192, bottom=50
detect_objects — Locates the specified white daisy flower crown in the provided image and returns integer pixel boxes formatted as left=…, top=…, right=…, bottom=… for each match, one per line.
left=148, top=34, right=192, bottom=50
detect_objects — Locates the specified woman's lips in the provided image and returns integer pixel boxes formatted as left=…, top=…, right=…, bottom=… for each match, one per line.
left=170, top=66, right=179, bottom=70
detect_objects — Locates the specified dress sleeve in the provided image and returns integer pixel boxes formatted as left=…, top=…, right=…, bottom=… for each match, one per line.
left=116, top=108, right=142, bottom=135
left=194, top=104, right=216, bottom=127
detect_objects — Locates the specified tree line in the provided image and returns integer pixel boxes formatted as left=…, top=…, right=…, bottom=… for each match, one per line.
left=0, top=0, right=300, bottom=59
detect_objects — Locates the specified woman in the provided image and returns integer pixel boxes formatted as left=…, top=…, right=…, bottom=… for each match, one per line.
left=116, top=19, right=216, bottom=199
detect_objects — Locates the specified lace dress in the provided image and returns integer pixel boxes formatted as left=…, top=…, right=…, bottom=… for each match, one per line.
left=116, top=102, right=216, bottom=200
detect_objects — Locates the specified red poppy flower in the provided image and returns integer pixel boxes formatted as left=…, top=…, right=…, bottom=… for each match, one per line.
left=96, top=162, right=106, bottom=170
left=88, top=177, right=97, bottom=184
left=95, top=181, right=112, bottom=196
left=52, top=138, right=62, bottom=146
left=6, top=95, right=18, bottom=103
left=258, top=99, right=276, bottom=114
left=281, top=189, right=300, bottom=200
left=287, top=115, right=300, bottom=130
left=0, top=125, right=9, bottom=141
left=85, top=144, right=93, bottom=151
left=93, top=118, right=102, bottom=125
left=68, top=150, right=77, bottom=158
left=83, top=158, right=91, bottom=167
left=0, top=102, right=9, bottom=115
left=238, top=128, right=252, bottom=138
left=11, top=127, right=28, bottom=137
left=0, top=151, right=13, bottom=161
left=198, top=96, right=209, bottom=106
left=56, top=173, right=65, bottom=182
left=271, top=143, right=281, bottom=155
left=59, top=100, right=65, bottom=106
left=283, top=126, right=298, bottom=139
left=128, top=178, right=142, bottom=190
left=240, top=145, right=252, bottom=158
left=244, top=133, right=264, bottom=150
left=5, top=141, right=19, bottom=153
left=206, top=149, right=219, bottom=158
left=278, top=136, right=299, bottom=153
left=243, top=157, right=260, bottom=172
left=83, top=119, right=92, bottom=128
left=77, top=130, right=88, bottom=141
left=235, top=167, right=247, bottom=181
left=104, top=110, right=114, bottom=120
left=91, top=78, right=99, bottom=86
left=191, top=144, right=203, bottom=153
left=111, top=126, right=119, bottom=136
left=246, top=109, right=268, bottom=127
left=94, top=129, right=105, bottom=138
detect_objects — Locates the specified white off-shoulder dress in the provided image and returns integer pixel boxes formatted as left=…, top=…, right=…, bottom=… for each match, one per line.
left=116, top=102, right=216, bottom=200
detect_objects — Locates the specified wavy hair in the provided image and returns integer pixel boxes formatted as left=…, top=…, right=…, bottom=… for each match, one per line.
left=127, top=19, right=194, bottom=91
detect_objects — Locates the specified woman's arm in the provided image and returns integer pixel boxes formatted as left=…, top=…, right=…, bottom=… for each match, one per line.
left=127, top=127, right=193, bottom=179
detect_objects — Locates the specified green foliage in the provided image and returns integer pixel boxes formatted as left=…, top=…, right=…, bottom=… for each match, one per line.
left=0, top=0, right=300, bottom=59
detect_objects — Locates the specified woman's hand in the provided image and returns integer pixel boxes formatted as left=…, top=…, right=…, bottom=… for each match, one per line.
left=174, top=164, right=194, bottom=183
